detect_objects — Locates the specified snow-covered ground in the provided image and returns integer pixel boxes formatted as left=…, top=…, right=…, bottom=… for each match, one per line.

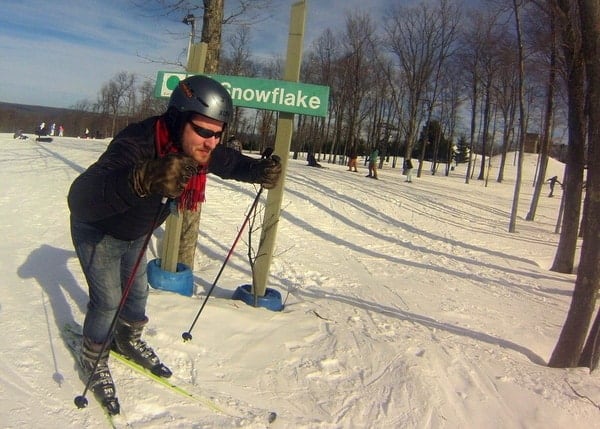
left=1, top=132, right=598, bottom=428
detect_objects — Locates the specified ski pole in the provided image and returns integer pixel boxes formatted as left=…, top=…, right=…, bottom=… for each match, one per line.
left=182, top=187, right=264, bottom=342
left=74, top=198, right=168, bottom=409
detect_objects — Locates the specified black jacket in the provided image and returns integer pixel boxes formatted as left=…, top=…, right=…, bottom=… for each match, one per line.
left=68, top=116, right=263, bottom=240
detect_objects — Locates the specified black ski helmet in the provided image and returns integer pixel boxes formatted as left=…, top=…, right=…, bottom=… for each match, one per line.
left=168, top=75, right=233, bottom=125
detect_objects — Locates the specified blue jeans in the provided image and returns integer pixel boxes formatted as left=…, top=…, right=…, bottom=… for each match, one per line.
left=71, top=218, right=149, bottom=344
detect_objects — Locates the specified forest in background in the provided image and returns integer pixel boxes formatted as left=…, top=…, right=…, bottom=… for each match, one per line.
left=0, top=0, right=569, bottom=172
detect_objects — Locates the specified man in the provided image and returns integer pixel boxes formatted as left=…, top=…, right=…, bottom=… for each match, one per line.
left=67, top=75, right=281, bottom=414
left=366, top=147, right=379, bottom=179
left=307, top=151, right=321, bottom=167
left=403, top=158, right=414, bottom=183
left=347, top=146, right=358, bottom=172
left=546, top=175, right=562, bottom=197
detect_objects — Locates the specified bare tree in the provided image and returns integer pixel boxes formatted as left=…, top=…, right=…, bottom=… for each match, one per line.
left=420, top=0, right=461, bottom=177
left=493, top=38, right=519, bottom=183
left=384, top=2, right=452, bottom=171
left=458, top=9, right=500, bottom=184
left=549, top=0, right=600, bottom=369
left=136, top=0, right=273, bottom=68
left=317, top=11, right=378, bottom=165
left=474, top=17, right=509, bottom=182
left=222, top=25, right=253, bottom=75
left=136, top=79, right=168, bottom=119
left=525, top=2, right=558, bottom=221
left=506, top=0, right=528, bottom=233
left=221, top=25, right=255, bottom=134
left=97, top=72, right=136, bottom=137
left=550, top=0, right=587, bottom=274
left=438, top=60, right=465, bottom=175
left=307, top=29, right=339, bottom=159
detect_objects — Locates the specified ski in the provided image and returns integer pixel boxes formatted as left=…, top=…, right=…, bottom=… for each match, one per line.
left=109, top=346, right=227, bottom=413
left=62, top=324, right=278, bottom=425
left=61, top=325, right=130, bottom=427
left=62, top=324, right=227, bottom=414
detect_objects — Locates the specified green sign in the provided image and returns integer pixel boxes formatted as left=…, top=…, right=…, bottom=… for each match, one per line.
left=155, top=71, right=329, bottom=117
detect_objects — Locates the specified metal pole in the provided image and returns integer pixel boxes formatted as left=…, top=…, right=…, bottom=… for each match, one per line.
left=182, top=188, right=264, bottom=341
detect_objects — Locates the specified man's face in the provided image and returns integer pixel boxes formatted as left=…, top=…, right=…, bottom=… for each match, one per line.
left=180, top=114, right=225, bottom=165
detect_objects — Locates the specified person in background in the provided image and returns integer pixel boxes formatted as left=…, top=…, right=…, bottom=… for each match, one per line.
left=404, top=158, right=414, bottom=183
left=13, top=129, right=28, bottom=139
left=226, top=135, right=242, bottom=152
left=67, top=75, right=282, bottom=415
left=547, top=175, right=562, bottom=197
left=366, top=147, right=379, bottom=179
left=261, top=147, right=274, bottom=159
left=37, top=122, right=47, bottom=137
left=307, top=151, right=322, bottom=167
left=347, top=146, right=358, bottom=172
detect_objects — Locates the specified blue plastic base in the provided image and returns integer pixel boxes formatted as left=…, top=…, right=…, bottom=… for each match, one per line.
left=147, top=259, right=193, bottom=297
left=232, top=284, right=283, bottom=311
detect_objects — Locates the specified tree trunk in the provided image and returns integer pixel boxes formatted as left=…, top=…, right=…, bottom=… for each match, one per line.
left=202, top=0, right=224, bottom=73
left=477, top=84, right=492, bottom=181
left=549, top=0, right=600, bottom=368
left=579, top=309, right=600, bottom=370
left=465, top=74, right=478, bottom=185
left=549, top=274, right=599, bottom=367
left=550, top=0, right=586, bottom=274
left=526, top=13, right=556, bottom=221
left=508, top=0, right=526, bottom=234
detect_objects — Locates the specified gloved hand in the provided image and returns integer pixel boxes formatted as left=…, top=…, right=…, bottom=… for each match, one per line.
left=131, top=153, right=198, bottom=198
left=253, top=155, right=282, bottom=189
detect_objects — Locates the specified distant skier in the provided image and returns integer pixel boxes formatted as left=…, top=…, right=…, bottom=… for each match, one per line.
left=226, top=135, right=242, bottom=152
left=546, top=176, right=562, bottom=197
left=261, top=147, right=274, bottom=159
left=347, top=146, right=358, bottom=172
left=403, top=158, right=414, bottom=183
left=307, top=151, right=322, bottom=167
left=13, top=129, right=27, bottom=140
left=36, top=121, right=47, bottom=137
left=366, top=147, right=379, bottom=179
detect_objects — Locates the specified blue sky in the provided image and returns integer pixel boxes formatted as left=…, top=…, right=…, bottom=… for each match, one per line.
left=0, top=0, right=396, bottom=108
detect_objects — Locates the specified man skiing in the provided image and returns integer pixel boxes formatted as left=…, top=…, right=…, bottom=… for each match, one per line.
left=546, top=175, right=562, bottom=197
left=67, top=75, right=282, bottom=414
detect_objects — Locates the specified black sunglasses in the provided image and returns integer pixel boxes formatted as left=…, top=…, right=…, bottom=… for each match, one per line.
left=188, top=121, right=224, bottom=139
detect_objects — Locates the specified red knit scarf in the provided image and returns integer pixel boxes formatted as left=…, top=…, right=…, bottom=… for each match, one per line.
left=155, top=118, right=207, bottom=211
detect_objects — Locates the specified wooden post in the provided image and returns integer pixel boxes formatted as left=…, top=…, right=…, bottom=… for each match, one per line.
left=252, top=0, right=306, bottom=296
left=160, top=210, right=182, bottom=272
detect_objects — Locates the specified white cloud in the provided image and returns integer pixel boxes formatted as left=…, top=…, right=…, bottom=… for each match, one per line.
left=0, top=0, right=399, bottom=107
left=0, top=0, right=183, bottom=107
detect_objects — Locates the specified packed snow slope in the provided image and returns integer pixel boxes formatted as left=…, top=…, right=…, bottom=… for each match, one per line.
left=1, top=133, right=599, bottom=428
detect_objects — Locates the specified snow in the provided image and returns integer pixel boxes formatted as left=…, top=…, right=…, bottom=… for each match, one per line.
left=1, top=132, right=599, bottom=428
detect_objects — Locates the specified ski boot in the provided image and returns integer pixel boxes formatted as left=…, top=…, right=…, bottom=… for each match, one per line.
left=112, top=317, right=172, bottom=378
left=80, top=337, right=120, bottom=415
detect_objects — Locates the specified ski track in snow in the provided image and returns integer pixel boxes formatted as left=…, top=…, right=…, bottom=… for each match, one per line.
left=2, top=135, right=600, bottom=428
